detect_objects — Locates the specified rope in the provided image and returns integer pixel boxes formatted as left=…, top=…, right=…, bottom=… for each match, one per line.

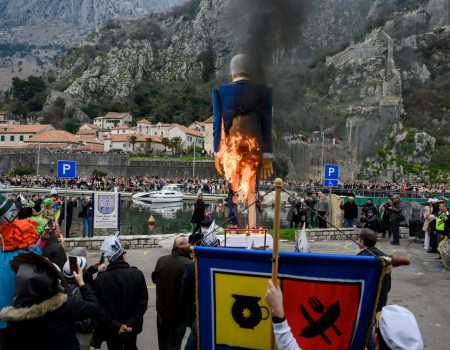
left=193, top=188, right=275, bottom=243
left=282, top=189, right=380, bottom=259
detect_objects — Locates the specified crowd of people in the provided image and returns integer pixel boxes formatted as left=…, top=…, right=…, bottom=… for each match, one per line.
left=0, top=175, right=229, bottom=195
left=0, top=192, right=429, bottom=350
left=2, top=175, right=449, bottom=197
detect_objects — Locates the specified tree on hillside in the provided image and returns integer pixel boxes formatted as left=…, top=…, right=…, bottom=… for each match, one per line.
left=170, top=137, right=183, bottom=155
left=161, top=137, right=170, bottom=153
left=128, top=135, right=138, bottom=153
left=12, top=76, right=46, bottom=101
left=145, top=137, right=153, bottom=154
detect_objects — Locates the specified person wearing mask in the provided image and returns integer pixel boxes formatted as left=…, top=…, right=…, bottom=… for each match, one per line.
left=0, top=252, right=99, bottom=350
left=340, top=197, right=358, bottom=228
left=191, top=192, right=205, bottom=235
left=94, top=234, right=148, bottom=350
left=315, top=192, right=328, bottom=228
left=81, top=196, right=94, bottom=238
left=0, top=194, right=42, bottom=350
left=152, top=236, right=192, bottom=350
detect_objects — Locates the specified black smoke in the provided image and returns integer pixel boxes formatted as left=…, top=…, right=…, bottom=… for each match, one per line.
left=230, top=0, right=307, bottom=82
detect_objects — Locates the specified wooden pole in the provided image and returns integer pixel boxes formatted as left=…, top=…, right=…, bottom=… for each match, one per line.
left=270, top=178, right=283, bottom=350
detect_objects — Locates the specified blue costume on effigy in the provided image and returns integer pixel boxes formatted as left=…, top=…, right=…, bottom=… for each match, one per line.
left=212, top=80, right=273, bottom=156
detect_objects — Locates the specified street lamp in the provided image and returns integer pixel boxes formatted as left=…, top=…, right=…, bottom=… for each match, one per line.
left=193, top=138, right=197, bottom=178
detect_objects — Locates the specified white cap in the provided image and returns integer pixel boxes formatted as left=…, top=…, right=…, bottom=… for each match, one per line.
left=50, top=188, right=58, bottom=196
left=230, top=54, right=251, bottom=81
left=63, top=257, right=87, bottom=278
left=379, top=305, right=423, bottom=350
left=100, top=233, right=124, bottom=262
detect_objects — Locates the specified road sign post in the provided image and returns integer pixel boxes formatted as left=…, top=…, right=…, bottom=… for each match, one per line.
left=57, top=160, right=77, bottom=237
left=323, top=164, right=339, bottom=227
left=323, top=164, right=339, bottom=188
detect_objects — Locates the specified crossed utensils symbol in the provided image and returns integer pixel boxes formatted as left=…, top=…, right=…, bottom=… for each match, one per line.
left=299, top=296, right=342, bottom=345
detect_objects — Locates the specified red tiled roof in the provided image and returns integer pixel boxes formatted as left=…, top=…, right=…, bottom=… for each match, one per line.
left=77, top=129, right=97, bottom=135
left=74, top=144, right=105, bottom=153
left=171, top=124, right=203, bottom=138
left=97, top=112, right=131, bottom=120
left=0, top=124, right=53, bottom=134
left=25, top=143, right=71, bottom=149
left=137, top=119, right=152, bottom=125
left=204, top=116, right=213, bottom=123
left=79, top=123, right=101, bottom=130
left=110, top=134, right=162, bottom=143
left=111, top=125, right=130, bottom=130
left=25, top=130, right=80, bottom=144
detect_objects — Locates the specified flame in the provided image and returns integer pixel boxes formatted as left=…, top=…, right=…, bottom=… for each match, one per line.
left=216, top=120, right=260, bottom=204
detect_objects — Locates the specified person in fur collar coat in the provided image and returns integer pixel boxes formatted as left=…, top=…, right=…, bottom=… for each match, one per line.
left=0, top=252, right=100, bottom=350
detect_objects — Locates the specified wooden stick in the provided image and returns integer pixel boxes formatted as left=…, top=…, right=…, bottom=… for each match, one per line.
left=270, top=178, right=283, bottom=350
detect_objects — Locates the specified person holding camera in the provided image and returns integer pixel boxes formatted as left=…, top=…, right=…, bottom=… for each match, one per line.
left=42, top=220, right=67, bottom=270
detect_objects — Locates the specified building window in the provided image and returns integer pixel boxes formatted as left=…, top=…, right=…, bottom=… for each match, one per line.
left=10, top=136, right=14, bottom=141
left=0, top=136, right=4, bottom=142
left=188, top=136, right=192, bottom=142
left=20, top=135, right=24, bottom=141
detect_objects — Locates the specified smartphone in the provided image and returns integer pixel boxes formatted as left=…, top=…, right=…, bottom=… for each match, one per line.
left=48, top=219, right=54, bottom=227
left=99, top=252, right=105, bottom=265
left=69, top=256, right=78, bottom=274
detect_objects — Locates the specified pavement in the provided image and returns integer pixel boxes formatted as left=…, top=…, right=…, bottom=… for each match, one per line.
left=87, top=236, right=450, bottom=349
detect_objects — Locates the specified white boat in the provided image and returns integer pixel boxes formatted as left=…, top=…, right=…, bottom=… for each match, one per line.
left=132, top=184, right=184, bottom=203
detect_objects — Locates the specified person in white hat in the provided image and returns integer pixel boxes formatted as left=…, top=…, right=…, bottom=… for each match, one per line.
left=375, top=305, right=423, bottom=350
left=95, top=234, right=148, bottom=349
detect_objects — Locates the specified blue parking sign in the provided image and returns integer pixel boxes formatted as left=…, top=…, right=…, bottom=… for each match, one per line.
left=324, top=164, right=339, bottom=188
left=57, top=160, right=77, bottom=178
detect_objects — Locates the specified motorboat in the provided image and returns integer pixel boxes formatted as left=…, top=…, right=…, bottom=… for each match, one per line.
left=132, top=184, right=184, bottom=203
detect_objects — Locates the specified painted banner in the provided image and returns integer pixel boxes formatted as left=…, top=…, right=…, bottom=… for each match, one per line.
left=195, top=247, right=383, bottom=350
left=93, top=192, right=119, bottom=229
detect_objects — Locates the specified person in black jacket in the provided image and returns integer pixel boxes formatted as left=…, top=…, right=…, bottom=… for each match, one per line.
left=42, top=220, right=67, bottom=271
left=0, top=252, right=99, bottom=350
left=191, top=192, right=205, bottom=234
left=60, top=197, right=77, bottom=238
left=180, top=263, right=196, bottom=350
left=152, top=236, right=192, bottom=350
left=95, top=234, right=148, bottom=350
left=340, top=197, right=358, bottom=227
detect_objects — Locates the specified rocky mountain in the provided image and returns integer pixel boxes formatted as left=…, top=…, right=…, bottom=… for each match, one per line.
left=6, top=0, right=449, bottom=181
left=0, top=0, right=185, bottom=46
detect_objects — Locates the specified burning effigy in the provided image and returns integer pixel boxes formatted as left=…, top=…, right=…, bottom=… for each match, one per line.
left=213, top=54, right=273, bottom=229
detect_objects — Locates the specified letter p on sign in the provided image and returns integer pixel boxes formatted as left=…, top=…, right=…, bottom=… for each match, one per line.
left=57, top=160, right=77, bottom=178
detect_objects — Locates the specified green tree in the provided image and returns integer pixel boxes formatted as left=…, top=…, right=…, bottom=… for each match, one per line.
left=12, top=76, right=46, bottom=101
left=128, top=135, right=138, bottom=153
left=161, top=137, right=170, bottom=153
left=145, top=137, right=153, bottom=154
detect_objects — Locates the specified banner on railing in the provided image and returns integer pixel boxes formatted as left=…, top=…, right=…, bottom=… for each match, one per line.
left=194, top=247, right=383, bottom=350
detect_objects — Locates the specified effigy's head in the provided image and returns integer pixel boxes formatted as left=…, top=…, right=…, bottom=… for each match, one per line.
left=230, top=54, right=252, bottom=82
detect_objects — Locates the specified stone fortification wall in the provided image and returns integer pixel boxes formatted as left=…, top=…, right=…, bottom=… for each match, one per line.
left=0, top=149, right=217, bottom=178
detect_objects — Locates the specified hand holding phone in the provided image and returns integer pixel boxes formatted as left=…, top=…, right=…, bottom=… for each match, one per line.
left=69, top=256, right=78, bottom=274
